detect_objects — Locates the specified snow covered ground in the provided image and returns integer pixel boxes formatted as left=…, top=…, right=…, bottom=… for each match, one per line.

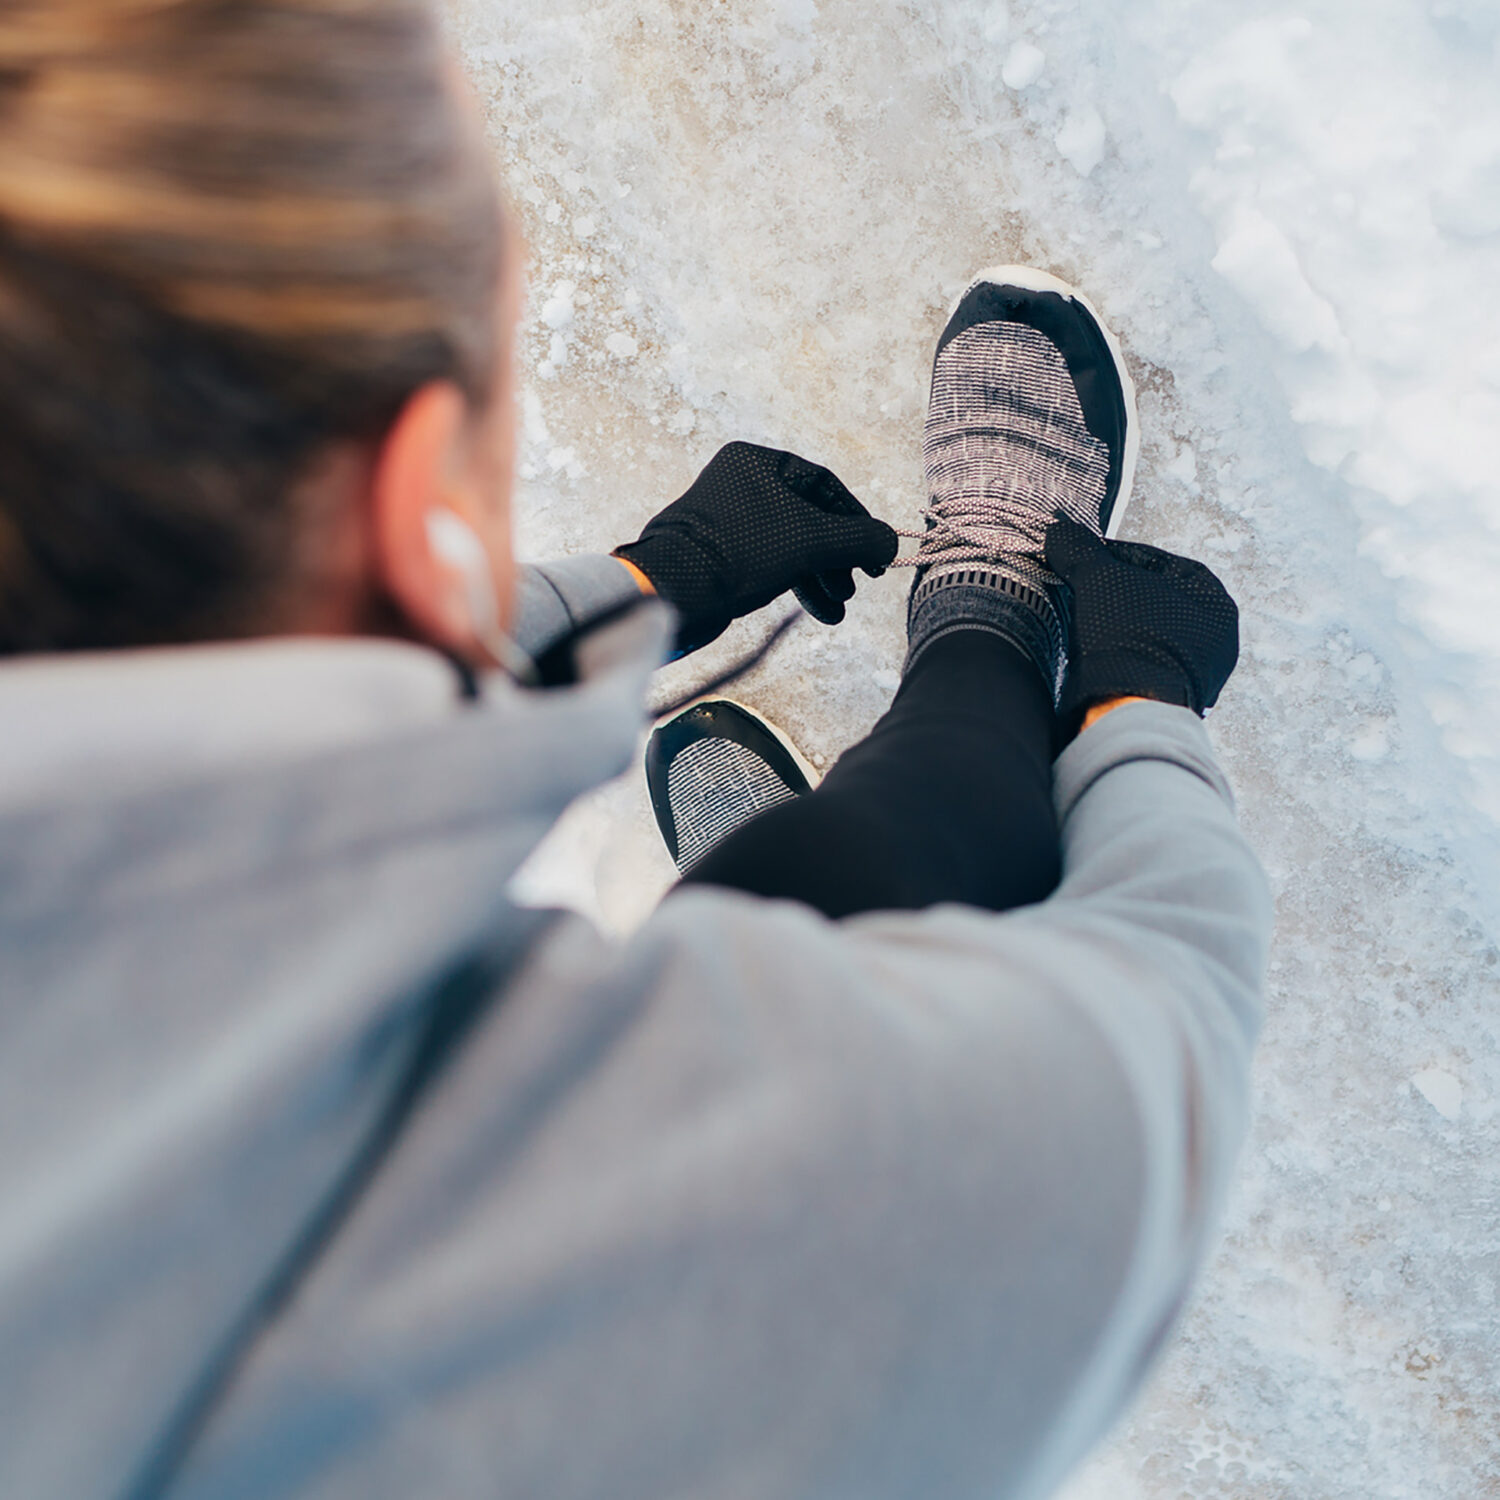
left=447, top=0, right=1500, bottom=1493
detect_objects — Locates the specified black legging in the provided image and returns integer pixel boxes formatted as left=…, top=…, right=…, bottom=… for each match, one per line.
left=681, top=628, right=1061, bottom=919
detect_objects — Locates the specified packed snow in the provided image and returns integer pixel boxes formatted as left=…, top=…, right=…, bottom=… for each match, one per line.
left=447, top=0, right=1500, bottom=1492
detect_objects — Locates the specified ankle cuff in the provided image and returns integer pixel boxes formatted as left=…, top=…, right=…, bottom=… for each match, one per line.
left=906, top=573, right=1063, bottom=697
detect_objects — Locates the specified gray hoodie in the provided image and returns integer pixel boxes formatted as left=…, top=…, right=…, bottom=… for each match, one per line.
left=0, top=558, right=1271, bottom=1500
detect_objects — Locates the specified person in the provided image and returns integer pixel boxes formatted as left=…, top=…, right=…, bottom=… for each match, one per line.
left=0, top=4, right=1271, bottom=1500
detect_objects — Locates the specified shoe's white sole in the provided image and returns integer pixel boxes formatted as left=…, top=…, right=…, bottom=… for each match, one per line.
left=654, top=695, right=824, bottom=789
left=948, top=264, right=1140, bottom=540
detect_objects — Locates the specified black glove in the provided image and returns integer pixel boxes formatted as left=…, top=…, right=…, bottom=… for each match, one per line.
left=1045, top=515, right=1240, bottom=733
left=615, top=442, right=899, bottom=652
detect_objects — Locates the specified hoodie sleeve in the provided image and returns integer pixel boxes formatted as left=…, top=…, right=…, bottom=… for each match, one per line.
left=1041, top=699, right=1271, bottom=1280
left=997, top=698, right=1273, bottom=1460
left=510, top=556, right=648, bottom=662
left=171, top=706, right=1270, bottom=1500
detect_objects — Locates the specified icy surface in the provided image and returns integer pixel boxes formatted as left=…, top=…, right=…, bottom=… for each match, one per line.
left=449, top=0, right=1500, bottom=1492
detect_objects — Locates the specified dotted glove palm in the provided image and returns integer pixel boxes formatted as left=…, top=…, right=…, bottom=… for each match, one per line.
left=615, top=442, right=898, bottom=653
left=1045, top=515, right=1240, bottom=734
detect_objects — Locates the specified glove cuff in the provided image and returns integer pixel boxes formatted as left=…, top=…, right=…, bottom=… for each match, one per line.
left=1058, top=647, right=1198, bottom=741
left=613, top=534, right=729, bottom=654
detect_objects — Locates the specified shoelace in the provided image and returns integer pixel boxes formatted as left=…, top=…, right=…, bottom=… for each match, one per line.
left=889, top=491, right=1056, bottom=570
left=648, top=608, right=804, bottom=719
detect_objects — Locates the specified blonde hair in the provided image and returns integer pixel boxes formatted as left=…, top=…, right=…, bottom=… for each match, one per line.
left=0, top=0, right=502, bottom=651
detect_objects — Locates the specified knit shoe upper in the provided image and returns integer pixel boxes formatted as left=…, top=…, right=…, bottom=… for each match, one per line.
left=647, top=699, right=815, bottom=873
left=904, top=267, right=1138, bottom=696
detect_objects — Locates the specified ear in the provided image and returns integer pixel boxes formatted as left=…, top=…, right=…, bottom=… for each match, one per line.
left=371, top=381, right=487, bottom=655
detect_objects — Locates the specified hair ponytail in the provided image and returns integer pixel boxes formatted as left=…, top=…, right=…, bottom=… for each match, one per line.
left=0, top=0, right=502, bottom=653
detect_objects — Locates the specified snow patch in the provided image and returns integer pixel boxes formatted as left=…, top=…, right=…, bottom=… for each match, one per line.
left=540, top=282, right=576, bottom=331
left=1412, top=1068, right=1464, bottom=1121
left=1209, top=206, right=1344, bottom=358
left=1055, top=105, right=1106, bottom=177
left=1002, top=41, right=1046, bottom=89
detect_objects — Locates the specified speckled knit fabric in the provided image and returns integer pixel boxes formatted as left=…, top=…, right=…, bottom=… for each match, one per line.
left=666, top=735, right=801, bottom=872
left=905, top=321, right=1113, bottom=697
